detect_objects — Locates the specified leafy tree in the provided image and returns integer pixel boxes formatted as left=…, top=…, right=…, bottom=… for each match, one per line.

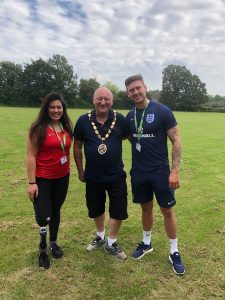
left=78, top=78, right=100, bottom=105
left=22, top=58, right=52, bottom=105
left=22, top=55, right=78, bottom=106
left=0, top=61, right=23, bottom=105
left=214, top=95, right=222, bottom=102
left=114, top=90, right=133, bottom=109
left=161, top=65, right=208, bottom=111
left=47, top=54, right=78, bottom=106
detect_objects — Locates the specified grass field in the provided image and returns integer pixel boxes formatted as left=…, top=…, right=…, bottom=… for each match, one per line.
left=0, top=107, right=224, bottom=300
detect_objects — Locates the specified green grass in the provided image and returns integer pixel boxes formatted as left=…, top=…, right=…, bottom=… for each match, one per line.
left=0, top=107, right=224, bottom=300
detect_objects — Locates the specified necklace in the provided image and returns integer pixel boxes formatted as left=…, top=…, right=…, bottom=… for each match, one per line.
left=88, top=110, right=117, bottom=155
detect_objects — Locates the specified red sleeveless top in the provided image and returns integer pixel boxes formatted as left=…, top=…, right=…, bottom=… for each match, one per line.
left=36, top=127, right=71, bottom=179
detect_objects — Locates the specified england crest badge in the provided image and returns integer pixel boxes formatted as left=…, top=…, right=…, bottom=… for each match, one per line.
left=146, top=114, right=154, bottom=123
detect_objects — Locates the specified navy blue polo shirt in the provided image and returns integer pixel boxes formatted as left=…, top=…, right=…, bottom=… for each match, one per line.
left=126, top=101, right=177, bottom=174
left=74, top=110, right=130, bottom=182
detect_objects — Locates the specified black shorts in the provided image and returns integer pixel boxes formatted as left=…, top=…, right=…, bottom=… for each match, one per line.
left=85, top=177, right=128, bottom=220
left=131, top=168, right=176, bottom=208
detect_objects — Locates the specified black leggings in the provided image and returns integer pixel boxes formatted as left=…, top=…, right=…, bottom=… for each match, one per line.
left=33, top=173, right=69, bottom=242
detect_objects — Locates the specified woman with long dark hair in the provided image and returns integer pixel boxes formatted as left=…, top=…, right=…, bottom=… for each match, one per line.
left=27, top=92, right=73, bottom=270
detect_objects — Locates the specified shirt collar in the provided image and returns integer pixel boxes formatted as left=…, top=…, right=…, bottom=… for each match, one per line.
left=90, top=109, right=114, bottom=122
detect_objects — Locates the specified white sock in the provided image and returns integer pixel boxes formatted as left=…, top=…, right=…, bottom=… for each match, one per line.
left=143, top=230, right=151, bottom=245
left=107, top=237, right=117, bottom=247
left=170, top=238, right=178, bottom=254
left=97, top=230, right=105, bottom=240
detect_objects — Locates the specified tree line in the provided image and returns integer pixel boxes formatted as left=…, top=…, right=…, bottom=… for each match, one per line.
left=0, top=54, right=224, bottom=111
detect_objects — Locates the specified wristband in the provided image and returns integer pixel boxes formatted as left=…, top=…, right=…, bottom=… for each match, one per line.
left=29, top=182, right=36, bottom=184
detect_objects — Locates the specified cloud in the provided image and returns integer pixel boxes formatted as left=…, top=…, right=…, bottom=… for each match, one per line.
left=0, top=0, right=225, bottom=95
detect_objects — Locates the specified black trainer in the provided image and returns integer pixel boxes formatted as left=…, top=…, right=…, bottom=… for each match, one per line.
left=39, top=253, right=50, bottom=270
left=50, top=243, right=63, bottom=259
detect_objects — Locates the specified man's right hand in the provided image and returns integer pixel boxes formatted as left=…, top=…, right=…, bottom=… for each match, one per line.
left=78, top=172, right=85, bottom=182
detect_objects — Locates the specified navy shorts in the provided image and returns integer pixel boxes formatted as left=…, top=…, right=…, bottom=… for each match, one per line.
left=85, top=177, right=128, bottom=220
left=131, top=168, right=176, bottom=208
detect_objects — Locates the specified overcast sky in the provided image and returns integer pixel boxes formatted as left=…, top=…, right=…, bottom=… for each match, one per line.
left=0, top=0, right=225, bottom=95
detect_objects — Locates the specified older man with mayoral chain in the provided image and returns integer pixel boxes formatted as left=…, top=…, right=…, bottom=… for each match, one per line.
left=73, top=87, right=129, bottom=261
left=125, top=74, right=185, bottom=275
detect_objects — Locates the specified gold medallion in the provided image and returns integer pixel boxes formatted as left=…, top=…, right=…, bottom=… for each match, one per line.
left=98, top=143, right=107, bottom=155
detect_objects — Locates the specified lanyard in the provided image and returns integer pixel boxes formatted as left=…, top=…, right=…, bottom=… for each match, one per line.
left=134, top=101, right=149, bottom=143
left=50, top=123, right=66, bottom=153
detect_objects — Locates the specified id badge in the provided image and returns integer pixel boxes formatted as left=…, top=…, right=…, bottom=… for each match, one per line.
left=136, top=143, right=141, bottom=152
left=60, top=156, right=67, bottom=165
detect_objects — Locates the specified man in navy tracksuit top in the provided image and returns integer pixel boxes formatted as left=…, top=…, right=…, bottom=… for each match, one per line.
left=125, top=74, right=185, bottom=275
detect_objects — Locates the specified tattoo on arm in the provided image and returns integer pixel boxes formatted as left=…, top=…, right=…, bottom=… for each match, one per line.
left=167, top=126, right=182, bottom=171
